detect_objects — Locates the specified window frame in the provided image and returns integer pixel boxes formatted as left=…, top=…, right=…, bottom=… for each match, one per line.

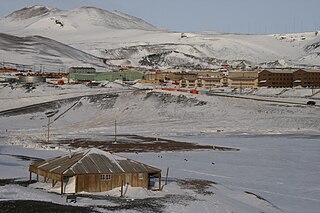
left=138, top=173, right=144, bottom=180
left=100, top=174, right=112, bottom=181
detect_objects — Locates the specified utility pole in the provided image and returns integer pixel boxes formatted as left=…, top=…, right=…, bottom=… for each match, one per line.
left=45, top=111, right=58, bottom=143
left=47, top=116, right=50, bottom=143
left=114, top=120, right=117, bottom=143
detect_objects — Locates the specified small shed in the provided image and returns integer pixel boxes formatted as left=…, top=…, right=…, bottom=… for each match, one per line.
left=29, top=148, right=161, bottom=194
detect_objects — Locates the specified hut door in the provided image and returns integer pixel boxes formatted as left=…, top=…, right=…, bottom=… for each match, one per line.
left=125, top=174, right=132, bottom=185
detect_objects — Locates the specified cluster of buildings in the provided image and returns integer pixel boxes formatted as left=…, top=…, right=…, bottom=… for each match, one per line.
left=140, top=68, right=320, bottom=89
left=68, top=67, right=320, bottom=89
left=2, top=65, right=320, bottom=90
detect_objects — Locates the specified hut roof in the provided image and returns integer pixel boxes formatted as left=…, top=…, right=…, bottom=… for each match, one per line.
left=31, top=148, right=160, bottom=176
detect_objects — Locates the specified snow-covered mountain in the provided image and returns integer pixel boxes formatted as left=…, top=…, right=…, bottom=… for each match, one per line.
left=1, top=5, right=157, bottom=32
left=0, top=5, right=320, bottom=69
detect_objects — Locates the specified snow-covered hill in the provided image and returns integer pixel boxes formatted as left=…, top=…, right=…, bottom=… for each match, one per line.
left=0, top=33, right=106, bottom=68
left=1, top=5, right=157, bottom=32
left=0, top=5, right=320, bottom=69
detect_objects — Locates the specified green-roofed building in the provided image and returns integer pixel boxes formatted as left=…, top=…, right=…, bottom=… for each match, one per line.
left=69, top=71, right=143, bottom=82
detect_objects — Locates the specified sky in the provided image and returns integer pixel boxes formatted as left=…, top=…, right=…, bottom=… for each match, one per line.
left=0, top=0, right=319, bottom=34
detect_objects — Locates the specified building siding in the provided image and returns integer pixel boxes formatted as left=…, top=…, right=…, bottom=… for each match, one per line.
left=75, top=173, right=149, bottom=193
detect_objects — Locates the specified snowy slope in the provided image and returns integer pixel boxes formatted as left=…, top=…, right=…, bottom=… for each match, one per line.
left=0, top=33, right=106, bottom=68
left=1, top=85, right=320, bottom=137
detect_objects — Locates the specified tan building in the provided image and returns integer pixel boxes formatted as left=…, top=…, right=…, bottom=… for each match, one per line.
left=180, top=78, right=197, bottom=88
left=228, top=71, right=259, bottom=89
left=29, top=148, right=161, bottom=194
left=143, top=72, right=163, bottom=81
left=196, top=77, right=223, bottom=89
left=139, top=71, right=163, bottom=84
left=138, top=79, right=162, bottom=84
left=197, top=71, right=224, bottom=78
left=165, top=72, right=198, bottom=82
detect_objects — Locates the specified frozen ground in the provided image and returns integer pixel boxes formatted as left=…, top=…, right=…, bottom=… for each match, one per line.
left=0, top=134, right=319, bottom=212
left=0, top=84, right=320, bottom=212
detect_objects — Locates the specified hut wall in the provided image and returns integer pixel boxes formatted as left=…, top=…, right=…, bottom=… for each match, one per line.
left=29, top=166, right=61, bottom=181
left=76, top=173, right=149, bottom=193
left=76, top=175, right=85, bottom=192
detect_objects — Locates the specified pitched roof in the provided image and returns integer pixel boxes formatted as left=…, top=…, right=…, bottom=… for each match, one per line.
left=31, top=148, right=160, bottom=176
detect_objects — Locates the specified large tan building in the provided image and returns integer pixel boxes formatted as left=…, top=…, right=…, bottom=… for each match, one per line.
left=196, top=77, right=223, bottom=89
left=180, top=78, right=197, bottom=88
left=228, top=71, right=259, bottom=89
left=167, top=72, right=198, bottom=82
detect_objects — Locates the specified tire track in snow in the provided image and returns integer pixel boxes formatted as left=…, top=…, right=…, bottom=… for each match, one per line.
left=231, top=185, right=320, bottom=203
left=180, top=169, right=232, bottom=179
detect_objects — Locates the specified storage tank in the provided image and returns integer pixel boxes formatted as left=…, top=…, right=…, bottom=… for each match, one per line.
left=19, top=76, right=46, bottom=83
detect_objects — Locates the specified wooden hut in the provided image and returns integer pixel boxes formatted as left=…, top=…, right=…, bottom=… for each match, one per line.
left=29, top=148, right=161, bottom=194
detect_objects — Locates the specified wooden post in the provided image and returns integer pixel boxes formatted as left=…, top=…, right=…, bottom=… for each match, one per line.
left=120, top=179, right=124, bottom=197
left=75, top=175, right=78, bottom=193
left=29, top=172, right=32, bottom=182
left=165, top=167, right=169, bottom=185
left=61, top=176, right=64, bottom=195
left=36, top=174, right=39, bottom=181
left=52, top=179, right=54, bottom=187
left=158, top=172, right=162, bottom=191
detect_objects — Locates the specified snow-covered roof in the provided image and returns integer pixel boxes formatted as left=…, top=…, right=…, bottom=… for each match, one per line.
left=30, top=148, right=160, bottom=176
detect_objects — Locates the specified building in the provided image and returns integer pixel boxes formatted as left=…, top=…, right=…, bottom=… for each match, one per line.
left=29, top=148, right=162, bottom=194
left=69, top=67, right=96, bottom=74
left=258, top=69, right=293, bottom=87
left=69, top=71, right=143, bottom=82
left=143, top=72, right=163, bottom=81
left=258, top=69, right=320, bottom=88
left=95, top=71, right=143, bottom=82
left=180, top=78, right=197, bottom=88
left=196, top=77, right=223, bottom=89
left=228, top=71, right=259, bottom=89
left=293, top=69, right=320, bottom=87
left=165, top=72, right=198, bottom=82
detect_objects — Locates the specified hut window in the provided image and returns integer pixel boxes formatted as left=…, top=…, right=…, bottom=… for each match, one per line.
left=138, top=173, right=144, bottom=180
left=100, top=174, right=111, bottom=181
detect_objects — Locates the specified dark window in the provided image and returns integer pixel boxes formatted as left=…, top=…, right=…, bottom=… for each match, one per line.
left=100, top=174, right=111, bottom=181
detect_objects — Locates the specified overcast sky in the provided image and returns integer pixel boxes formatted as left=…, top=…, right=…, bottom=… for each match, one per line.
left=0, top=0, right=319, bottom=34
